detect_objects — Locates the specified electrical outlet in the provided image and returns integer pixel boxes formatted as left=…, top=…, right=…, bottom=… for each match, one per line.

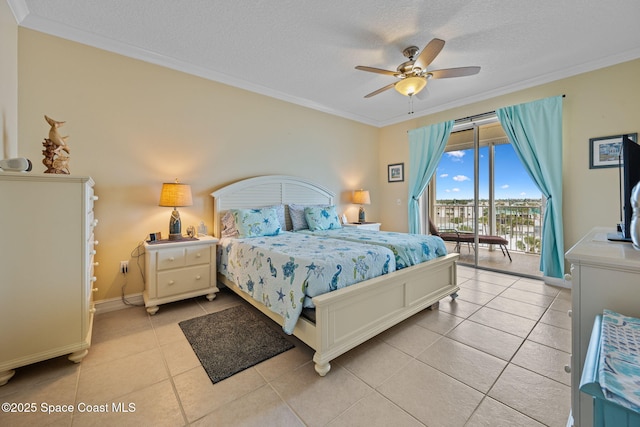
left=120, top=261, right=129, bottom=274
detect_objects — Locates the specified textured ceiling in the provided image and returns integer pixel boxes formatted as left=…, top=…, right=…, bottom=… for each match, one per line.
left=8, top=0, right=640, bottom=126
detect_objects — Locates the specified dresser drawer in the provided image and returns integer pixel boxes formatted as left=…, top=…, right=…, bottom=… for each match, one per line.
left=186, top=245, right=211, bottom=266
left=157, top=248, right=187, bottom=270
left=156, top=265, right=211, bottom=298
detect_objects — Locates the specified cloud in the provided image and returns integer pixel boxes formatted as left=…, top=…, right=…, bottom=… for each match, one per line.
left=439, top=173, right=449, bottom=178
left=446, top=151, right=465, bottom=161
left=452, top=188, right=460, bottom=192
left=520, top=192, right=527, bottom=196
left=501, top=184, right=509, bottom=189
left=453, top=175, right=470, bottom=182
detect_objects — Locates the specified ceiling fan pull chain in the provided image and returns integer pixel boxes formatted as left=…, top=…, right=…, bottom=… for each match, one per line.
left=408, top=95, right=415, bottom=115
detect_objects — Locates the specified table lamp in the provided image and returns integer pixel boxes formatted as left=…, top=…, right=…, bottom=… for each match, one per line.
left=159, top=179, right=193, bottom=240
left=352, top=189, right=371, bottom=223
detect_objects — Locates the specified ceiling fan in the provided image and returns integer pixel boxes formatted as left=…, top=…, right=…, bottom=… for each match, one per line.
left=355, top=38, right=480, bottom=98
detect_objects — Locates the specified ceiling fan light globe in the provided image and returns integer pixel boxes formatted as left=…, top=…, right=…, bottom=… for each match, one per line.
left=394, top=76, right=427, bottom=96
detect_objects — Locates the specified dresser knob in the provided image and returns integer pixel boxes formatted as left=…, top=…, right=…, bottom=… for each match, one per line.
left=195, top=275, right=201, bottom=280
left=564, top=365, right=571, bottom=373
left=169, top=257, right=175, bottom=262
left=196, top=253, right=201, bottom=258
left=168, top=280, right=175, bottom=285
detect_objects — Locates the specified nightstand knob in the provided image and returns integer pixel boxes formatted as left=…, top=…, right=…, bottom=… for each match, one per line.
left=92, top=288, right=98, bottom=292
left=195, top=253, right=201, bottom=258
left=195, top=275, right=201, bottom=280
left=169, top=257, right=175, bottom=262
left=168, top=280, right=175, bottom=285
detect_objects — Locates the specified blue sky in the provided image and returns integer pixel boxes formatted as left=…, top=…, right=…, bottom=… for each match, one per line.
left=436, top=144, right=542, bottom=200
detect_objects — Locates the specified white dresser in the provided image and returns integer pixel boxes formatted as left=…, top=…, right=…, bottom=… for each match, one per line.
left=143, top=236, right=219, bottom=314
left=0, top=173, right=98, bottom=386
left=565, top=227, right=640, bottom=427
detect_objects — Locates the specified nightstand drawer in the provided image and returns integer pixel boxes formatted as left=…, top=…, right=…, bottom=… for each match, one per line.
left=186, top=245, right=211, bottom=266
left=156, top=265, right=211, bottom=298
left=157, top=248, right=187, bottom=270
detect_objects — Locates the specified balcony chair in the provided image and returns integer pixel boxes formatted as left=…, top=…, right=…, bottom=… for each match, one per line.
left=428, top=218, right=512, bottom=262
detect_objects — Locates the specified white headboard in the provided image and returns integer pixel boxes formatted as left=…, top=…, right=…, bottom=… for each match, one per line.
left=210, top=175, right=335, bottom=237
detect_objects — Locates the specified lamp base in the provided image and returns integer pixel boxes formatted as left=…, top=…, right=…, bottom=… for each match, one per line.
left=358, top=207, right=366, bottom=223
left=169, top=208, right=182, bottom=240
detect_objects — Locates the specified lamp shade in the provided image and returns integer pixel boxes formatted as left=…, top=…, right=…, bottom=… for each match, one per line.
left=394, top=76, right=427, bottom=96
left=159, top=181, right=193, bottom=208
left=352, top=189, right=371, bottom=205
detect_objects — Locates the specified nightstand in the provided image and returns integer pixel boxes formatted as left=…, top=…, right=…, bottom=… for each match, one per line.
left=143, top=236, right=219, bottom=315
left=343, top=222, right=381, bottom=231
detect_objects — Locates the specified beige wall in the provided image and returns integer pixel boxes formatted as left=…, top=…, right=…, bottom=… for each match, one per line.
left=17, top=29, right=379, bottom=301
left=0, top=0, right=18, bottom=158
left=379, top=59, right=640, bottom=253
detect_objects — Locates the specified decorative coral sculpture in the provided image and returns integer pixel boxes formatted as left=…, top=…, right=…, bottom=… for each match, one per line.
left=42, top=115, right=71, bottom=174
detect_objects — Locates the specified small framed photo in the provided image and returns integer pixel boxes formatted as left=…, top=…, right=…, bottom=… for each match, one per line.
left=589, top=133, right=637, bottom=169
left=388, top=163, right=404, bottom=182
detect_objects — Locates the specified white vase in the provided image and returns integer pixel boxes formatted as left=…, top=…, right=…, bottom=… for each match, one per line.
left=631, top=182, right=640, bottom=249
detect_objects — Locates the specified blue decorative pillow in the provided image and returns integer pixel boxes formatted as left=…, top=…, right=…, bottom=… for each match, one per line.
left=304, top=206, right=342, bottom=231
left=232, top=208, right=281, bottom=238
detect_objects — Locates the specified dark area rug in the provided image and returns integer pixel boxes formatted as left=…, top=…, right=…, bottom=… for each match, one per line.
left=179, top=305, right=295, bottom=383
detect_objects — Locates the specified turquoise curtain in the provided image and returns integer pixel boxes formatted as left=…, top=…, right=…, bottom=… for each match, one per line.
left=408, top=121, right=454, bottom=234
left=496, top=96, right=564, bottom=278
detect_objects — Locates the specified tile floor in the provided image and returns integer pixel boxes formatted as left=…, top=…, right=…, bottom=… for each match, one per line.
left=0, top=266, right=572, bottom=426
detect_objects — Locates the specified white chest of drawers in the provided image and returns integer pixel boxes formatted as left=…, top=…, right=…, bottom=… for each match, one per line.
left=0, top=173, right=98, bottom=386
left=565, top=227, right=640, bottom=426
left=143, top=236, right=219, bottom=314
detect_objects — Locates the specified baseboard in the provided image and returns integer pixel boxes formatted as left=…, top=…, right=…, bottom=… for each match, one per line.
left=94, top=293, right=144, bottom=314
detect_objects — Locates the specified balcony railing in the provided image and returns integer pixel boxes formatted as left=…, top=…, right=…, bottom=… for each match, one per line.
left=434, top=200, right=543, bottom=254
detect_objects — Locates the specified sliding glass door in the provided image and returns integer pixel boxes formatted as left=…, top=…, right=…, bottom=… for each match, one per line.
left=429, top=121, right=543, bottom=276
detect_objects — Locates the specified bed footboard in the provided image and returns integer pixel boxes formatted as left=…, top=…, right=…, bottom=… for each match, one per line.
left=311, top=253, right=458, bottom=375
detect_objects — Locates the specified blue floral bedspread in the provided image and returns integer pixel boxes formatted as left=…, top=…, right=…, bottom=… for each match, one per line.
left=297, top=228, right=448, bottom=269
left=599, top=309, right=640, bottom=412
left=217, top=232, right=396, bottom=334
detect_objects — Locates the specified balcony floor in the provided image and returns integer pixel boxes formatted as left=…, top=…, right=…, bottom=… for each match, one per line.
left=444, top=241, right=542, bottom=278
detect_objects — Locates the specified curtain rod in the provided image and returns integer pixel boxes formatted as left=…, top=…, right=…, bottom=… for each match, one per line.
left=408, top=94, right=566, bottom=133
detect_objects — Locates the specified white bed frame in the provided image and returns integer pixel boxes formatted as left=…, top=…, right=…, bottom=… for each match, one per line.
left=211, top=175, right=459, bottom=376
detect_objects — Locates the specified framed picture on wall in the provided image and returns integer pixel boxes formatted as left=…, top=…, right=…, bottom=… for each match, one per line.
left=589, top=133, right=637, bottom=169
left=388, top=163, right=404, bottom=182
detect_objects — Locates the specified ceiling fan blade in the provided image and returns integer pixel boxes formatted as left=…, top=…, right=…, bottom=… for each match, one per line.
left=355, top=65, right=398, bottom=77
left=414, top=38, right=445, bottom=70
left=428, top=66, right=481, bottom=79
left=364, top=83, right=396, bottom=98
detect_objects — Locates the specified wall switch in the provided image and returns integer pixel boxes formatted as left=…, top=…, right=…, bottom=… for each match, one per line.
left=120, top=261, right=129, bottom=274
